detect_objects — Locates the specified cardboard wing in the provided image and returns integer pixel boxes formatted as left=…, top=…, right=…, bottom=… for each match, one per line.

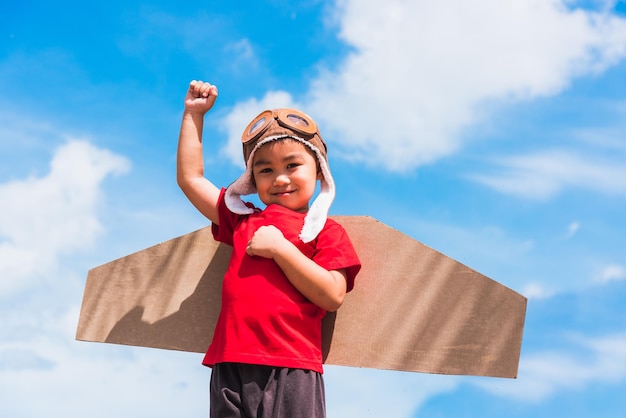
left=76, top=216, right=526, bottom=378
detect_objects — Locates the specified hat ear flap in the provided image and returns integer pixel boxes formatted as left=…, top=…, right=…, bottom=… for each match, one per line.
left=299, top=144, right=335, bottom=243
left=224, top=149, right=257, bottom=215
left=224, top=170, right=256, bottom=215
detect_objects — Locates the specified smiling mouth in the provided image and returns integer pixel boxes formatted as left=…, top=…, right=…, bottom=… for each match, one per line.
left=272, top=190, right=294, bottom=196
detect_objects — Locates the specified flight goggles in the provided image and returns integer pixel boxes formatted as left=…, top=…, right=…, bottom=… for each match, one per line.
left=242, top=108, right=318, bottom=143
left=241, top=109, right=327, bottom=163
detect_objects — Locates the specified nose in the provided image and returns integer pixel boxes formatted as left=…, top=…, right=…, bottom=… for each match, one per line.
left=273, top=173, right=289, bottom=186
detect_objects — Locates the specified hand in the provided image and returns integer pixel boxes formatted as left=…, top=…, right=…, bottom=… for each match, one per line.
left=246, top=225, right=288, bottom=259
left=184, top=80, right=218, bottom=115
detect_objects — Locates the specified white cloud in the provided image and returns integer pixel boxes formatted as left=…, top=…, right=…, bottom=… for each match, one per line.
left=0, top=136, right=210, bottom=418
left=325, top=366, right=459, bottom=417
left=0, top=140, right=130, bottom=297
left=473, top=333, right=626, bottom=402
left=566, top=221, right=581, bottom=238
left=224, top=38, right=260, bottom=71
left=213, top=1, right=626, bottom=172
left=574, top=125, right=626, bottom=152
left=468, top=149, right=626, bottom=199
left=522, top=283, right=556, bottom=299
left=0, top=336, right=208, bottom=418
left=220, top=91, right=298, bottom=166
left=595, top=263, right=626, bottom=283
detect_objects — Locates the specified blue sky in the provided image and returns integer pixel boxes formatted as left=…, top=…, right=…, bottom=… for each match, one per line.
left=2, top=0, right=626, bottom=416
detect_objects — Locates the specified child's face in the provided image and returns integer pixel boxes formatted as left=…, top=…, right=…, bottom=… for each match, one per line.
left=251, top=139, right=321, bottom=213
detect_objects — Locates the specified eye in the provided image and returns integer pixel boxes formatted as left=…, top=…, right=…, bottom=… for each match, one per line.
left=254, top=166, right=272, bottom=176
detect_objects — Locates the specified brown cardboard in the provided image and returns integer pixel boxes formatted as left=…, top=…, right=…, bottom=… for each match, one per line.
left=76, top=216, right=526, bottom=378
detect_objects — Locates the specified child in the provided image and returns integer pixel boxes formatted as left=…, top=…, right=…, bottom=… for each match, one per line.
left=176, top=80, right=361, bottom=418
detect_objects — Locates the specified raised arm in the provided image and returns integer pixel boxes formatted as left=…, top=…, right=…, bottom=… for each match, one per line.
left=176, top=80, right=222, bottom=225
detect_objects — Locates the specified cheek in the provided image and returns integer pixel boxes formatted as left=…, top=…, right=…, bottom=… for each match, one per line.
left=255, top=177, right=270, bottom=189
left=312, top=165, right=322, bottom=181
left=252, top=173, right=269, bottom=190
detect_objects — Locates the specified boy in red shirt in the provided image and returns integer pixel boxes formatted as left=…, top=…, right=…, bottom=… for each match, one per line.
left=176, top=80, right=361, bottom=418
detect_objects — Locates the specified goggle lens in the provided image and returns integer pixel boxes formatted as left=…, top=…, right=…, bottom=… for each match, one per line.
left=285, top=113, right=309, bottom=128
left=247, top=116, right=268, bottom=136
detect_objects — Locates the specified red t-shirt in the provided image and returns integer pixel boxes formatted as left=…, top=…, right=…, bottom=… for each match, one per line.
left=202, top=189, right=361, bottom=373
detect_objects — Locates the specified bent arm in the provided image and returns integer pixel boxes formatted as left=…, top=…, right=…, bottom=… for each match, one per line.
left=176, top=81, right=221, bottom=225
left=275, top=244, right=348, bottom=312
left=247, top=225, right=347, bottom=312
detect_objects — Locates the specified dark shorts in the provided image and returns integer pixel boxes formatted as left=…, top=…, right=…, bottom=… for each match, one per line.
left=210, top=362, right=326, bottom=418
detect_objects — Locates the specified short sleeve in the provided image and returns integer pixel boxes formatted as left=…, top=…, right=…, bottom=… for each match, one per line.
left=211, top=188, right=246, bottom=246
left=313, top=220, right=361, bottom=292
